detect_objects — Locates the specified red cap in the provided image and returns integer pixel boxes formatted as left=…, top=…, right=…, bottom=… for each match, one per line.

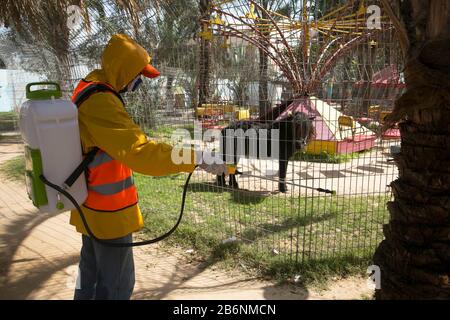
left=142, top=64, right=160, bottom=78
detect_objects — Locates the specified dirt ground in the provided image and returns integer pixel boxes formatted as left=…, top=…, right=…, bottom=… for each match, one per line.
left=0, top=135, right=374, bottom=300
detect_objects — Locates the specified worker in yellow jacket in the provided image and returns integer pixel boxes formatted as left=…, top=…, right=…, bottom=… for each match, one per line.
left=71, top=34, right=227, bottom=300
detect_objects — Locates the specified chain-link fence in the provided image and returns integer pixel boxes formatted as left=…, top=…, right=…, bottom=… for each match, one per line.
left=1, top=0, right=402, bottom=273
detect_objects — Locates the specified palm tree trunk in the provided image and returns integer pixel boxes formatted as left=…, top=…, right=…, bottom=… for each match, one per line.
left=373, top=0, right=450, bottom=299
left=341, top=55, right=352, bottom=109
left=56, top=53, right=72, bottom=97
left=165, top=75, right=174, bottom=113
left=259, top=48, right=269, bottom=116
left=198, top=0, right=211, bottom=108
left=362, top=42, right=376, bottom=113
left=255, top=0, right=271, bottom=117
left=357, top=41, right=375, bottom=115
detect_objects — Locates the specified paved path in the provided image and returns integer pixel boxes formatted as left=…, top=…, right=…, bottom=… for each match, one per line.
left=0, top=133, right=23, bottom=163
left=230, top=140, right=399, bottom=196
left=0, top=137, right=372, bottom=300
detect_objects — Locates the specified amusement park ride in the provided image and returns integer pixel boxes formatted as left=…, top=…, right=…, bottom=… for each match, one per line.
left=196, top=0, right=400, bottom=153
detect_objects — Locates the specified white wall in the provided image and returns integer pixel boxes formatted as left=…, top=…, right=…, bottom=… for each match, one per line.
left=0, top=69, right=45, bottom=112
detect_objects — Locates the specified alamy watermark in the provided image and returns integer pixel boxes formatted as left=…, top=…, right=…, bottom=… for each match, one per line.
left=367, top=265, right=381, bottom=290
left=67, top=5, right=83, bottom=30
left=66, top=265, right=81, bottom=290
left=367, top=5, right=382, bottom=30
left=170, top=120, right=280, bottom=165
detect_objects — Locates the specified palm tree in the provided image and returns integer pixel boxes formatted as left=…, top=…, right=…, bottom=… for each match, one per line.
left=151, top=0, right=198, bottom=111
left=253, top=0, right=293, bottom=116
left=0, top=0, right=76, bottom=88
left=0, top=0, right=153, bottom=91
left=373, top=0, right=450, bottom=299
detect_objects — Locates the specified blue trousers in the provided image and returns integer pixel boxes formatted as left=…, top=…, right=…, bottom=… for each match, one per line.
left=74, top=234, right=135, bottom=300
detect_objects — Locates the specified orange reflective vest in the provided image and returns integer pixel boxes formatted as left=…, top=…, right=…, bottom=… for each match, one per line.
left=72, top=80, right=138, bottom=212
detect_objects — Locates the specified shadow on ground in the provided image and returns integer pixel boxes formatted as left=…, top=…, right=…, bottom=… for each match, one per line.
left=187, top=182, right=274, bottom=205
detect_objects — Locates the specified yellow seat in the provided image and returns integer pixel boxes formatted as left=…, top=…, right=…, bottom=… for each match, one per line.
left=224, top=105, right=237, bottom=113
left=338, top=115, right=356, bottom=139
left=379, top=111, right=391, bottom=124
left=338, top=115, right=355, bottom=128
left=235, top=109, right=250, bottom=120
left=197, top=104, right=224, bottom=118
left=196, top=107, right=206, bottom=117
left=368, top=105, right=380, bottom=119
left=201, top=103, right=217, bottom=109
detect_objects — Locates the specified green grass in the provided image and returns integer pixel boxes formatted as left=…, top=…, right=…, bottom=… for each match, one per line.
left=291, top=150, right=365, bottom=163
left=148, top=126, right=177, bottom=138
left=0, top=120, right=18, bottom=132
left=0, top=112, right=19, bottom=132
left=147, top=124, right=195, bottom=139
left=0, top=153, right=388, bottom=287
left=0, top=112, right=19, bottom=121
left=0, top=132, right=22, bottom=143
left=135, top=173, right=389, bottom=286
left=0, top=156, right=25, bottom=182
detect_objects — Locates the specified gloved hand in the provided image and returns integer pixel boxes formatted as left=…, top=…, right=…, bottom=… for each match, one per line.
left=195, top=149, right=229, bottom=176
left=198, top=163, right=229, bottom=176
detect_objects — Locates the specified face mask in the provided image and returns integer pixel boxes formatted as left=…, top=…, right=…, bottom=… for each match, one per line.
left=121, top=75, right=143, bottom=93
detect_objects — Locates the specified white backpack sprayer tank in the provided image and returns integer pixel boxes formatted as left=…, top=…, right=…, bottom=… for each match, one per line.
left=19, top=82, right=87, bottom=214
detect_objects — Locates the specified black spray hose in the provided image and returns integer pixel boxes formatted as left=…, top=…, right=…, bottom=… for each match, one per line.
left=39, top=167, right=196, bottom=248
left=234, top=170, right=336, bottom=195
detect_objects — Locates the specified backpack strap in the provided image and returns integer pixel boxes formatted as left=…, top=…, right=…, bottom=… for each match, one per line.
left=74, top=82, right=124, bottom=108
left=64, top=147, right=99, bottom=188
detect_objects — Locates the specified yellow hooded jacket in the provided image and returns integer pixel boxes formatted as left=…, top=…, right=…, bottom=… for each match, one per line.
left=70, top=34, right=195, bottom=239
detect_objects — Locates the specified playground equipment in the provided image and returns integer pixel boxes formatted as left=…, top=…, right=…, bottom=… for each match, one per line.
left=353, top=65, right=406, bottom=102
left=380, top=111, right=401, bottom=140
left=197, top=0, right=390, bottom=156
left=202, top=0, right=391, bottom=96
left=196, top=103, right=250, bottom=129
left=266, top=97, right=376, bottom=155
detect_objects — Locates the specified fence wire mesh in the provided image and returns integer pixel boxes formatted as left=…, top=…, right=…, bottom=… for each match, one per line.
left=1, top=0, right=402, bottom=269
